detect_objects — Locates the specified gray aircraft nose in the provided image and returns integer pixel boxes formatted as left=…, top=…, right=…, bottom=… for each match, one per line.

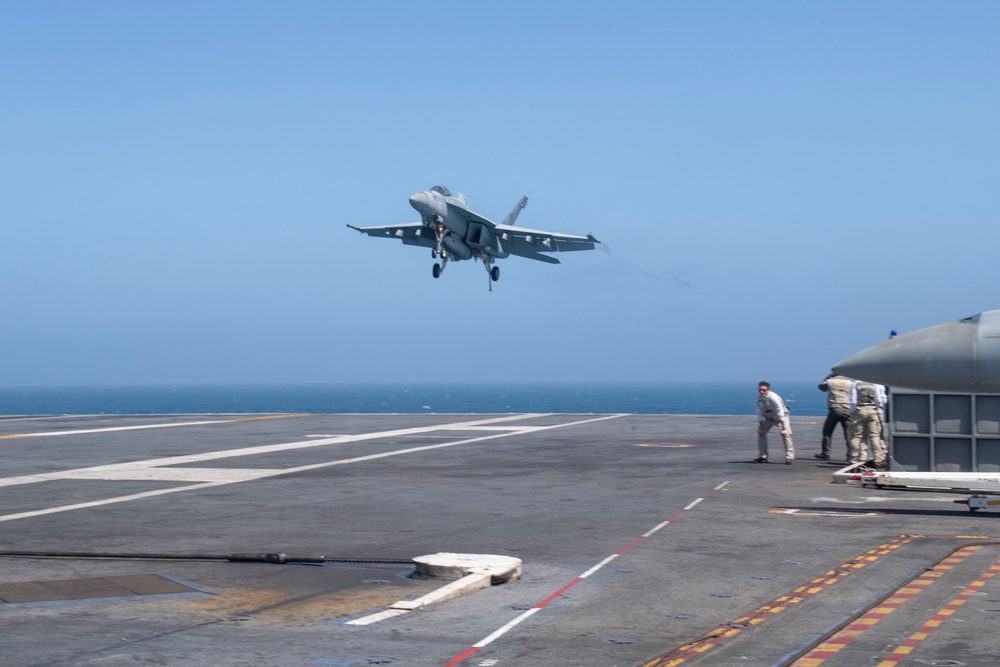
left=410, top=189, right=447, bottom=220
left=833, top=315, right=982, bottom=392
left=409, top=190, right=437, bottom=217
left=409, top=191, right=428, bottom=209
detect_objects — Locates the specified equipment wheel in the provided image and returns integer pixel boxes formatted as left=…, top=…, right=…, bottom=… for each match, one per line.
left=490, top=266, right=500, bottom=281
left=432, top=263, right=441, bottom=279
left=432, top=248, right=438, bottom=258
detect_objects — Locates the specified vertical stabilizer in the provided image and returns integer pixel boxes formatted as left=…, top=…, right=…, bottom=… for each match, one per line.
left=501, top=196, right=529, bottom=226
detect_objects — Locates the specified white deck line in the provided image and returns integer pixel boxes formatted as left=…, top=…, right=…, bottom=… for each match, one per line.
left=0, top=414, right=627, bottom=523
left=0, top=414, right=550, bottom=489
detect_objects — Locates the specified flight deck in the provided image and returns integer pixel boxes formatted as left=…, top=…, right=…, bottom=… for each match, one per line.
left=0, top=413, right=997, bottom=667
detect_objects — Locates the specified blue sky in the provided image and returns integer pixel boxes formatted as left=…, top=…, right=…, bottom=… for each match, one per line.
left=2, top=2, right=999, bottom=385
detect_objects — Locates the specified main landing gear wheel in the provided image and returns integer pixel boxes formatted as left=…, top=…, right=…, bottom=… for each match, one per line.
left=490, top=266, right=500, bottom=281
left=432, top=263, right=442, bottom=279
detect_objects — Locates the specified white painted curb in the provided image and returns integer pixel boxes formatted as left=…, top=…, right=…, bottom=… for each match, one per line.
left=345, top=553, right=522, bottom=626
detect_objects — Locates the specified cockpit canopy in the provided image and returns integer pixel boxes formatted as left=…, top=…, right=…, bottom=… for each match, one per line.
left=430, top=185, right=452, bottom=196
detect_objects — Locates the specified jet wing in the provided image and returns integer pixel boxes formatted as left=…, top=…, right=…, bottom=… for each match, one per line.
left=496, top=224, right=599, bottom=262
left=446, top=201, right=498, bottom=229
left=346, top=223, right=436, bottom=249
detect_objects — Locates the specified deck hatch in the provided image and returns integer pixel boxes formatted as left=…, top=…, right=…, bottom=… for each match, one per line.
left=0, top=573, right=207, bottom=604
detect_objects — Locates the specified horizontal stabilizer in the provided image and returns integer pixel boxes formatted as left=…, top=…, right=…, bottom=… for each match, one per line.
left=511, top=250, right=560, bottom=264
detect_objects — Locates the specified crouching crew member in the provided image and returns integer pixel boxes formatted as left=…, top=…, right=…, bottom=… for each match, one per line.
left=755, top=381, right=794, bottom=465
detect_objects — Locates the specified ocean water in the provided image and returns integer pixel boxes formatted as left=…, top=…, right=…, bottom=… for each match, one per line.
left=0, top=382, right=826, bottom=416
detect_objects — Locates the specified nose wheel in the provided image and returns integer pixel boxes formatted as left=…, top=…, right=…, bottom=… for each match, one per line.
left=426, top=216, right=447, bottom=272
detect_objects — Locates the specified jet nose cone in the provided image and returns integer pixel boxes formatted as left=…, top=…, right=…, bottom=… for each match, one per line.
left=832, top=342, right=904, bottom=383
left=408, top=190, right=443, bottom=218
left=833, top=318, right=979, bottom=392
left=409, top=189, right=446, bottom=219
left=408, top=191, right=428, bottom=209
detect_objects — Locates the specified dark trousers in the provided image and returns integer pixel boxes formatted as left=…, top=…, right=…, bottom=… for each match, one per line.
left=821, top=408, right=850, bottom=458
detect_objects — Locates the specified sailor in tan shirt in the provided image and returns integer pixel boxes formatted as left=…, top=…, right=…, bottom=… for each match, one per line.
left=816, top=372, right=853, bottom=460
left=849, top=381, right=888, bottom=467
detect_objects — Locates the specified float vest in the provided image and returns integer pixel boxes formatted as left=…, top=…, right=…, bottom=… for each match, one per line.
left=856, top=382, right=878, bottom=407
left=826, top=378, right=852, bottom=410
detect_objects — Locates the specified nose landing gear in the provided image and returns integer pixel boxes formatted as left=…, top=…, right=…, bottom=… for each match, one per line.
left=428, top=218, right=449, bottom=279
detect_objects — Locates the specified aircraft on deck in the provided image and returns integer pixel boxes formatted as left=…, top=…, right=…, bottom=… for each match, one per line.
left=834, top=308, right=1000, bottom=512
left=347, top=185, right=600, bottom=285
left=834, top=309, right=1000, bottom=393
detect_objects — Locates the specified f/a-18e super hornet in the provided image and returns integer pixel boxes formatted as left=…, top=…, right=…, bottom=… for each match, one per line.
left=347, top=185, right=600, bottom=285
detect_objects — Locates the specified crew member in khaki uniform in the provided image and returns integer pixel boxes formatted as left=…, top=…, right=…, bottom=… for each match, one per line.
left=816, top=372, right=853, bottom=460
left=755, top=381, right=794, bottom=464
left=848, top=380, right=888, bottom=467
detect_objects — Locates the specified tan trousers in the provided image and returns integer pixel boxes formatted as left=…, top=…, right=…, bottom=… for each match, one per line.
left=758, top=417, right=794, bottom=460
left=849, top=406, right=886, bottom=464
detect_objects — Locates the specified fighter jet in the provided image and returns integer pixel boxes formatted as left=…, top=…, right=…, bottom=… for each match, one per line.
left=833, top=309, right=1000, bottom=393
left=347, top=185, right=600, bottom=284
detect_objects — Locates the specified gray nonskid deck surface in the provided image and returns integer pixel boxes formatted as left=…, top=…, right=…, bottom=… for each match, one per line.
left=0, top=413, right=997, bottom=667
